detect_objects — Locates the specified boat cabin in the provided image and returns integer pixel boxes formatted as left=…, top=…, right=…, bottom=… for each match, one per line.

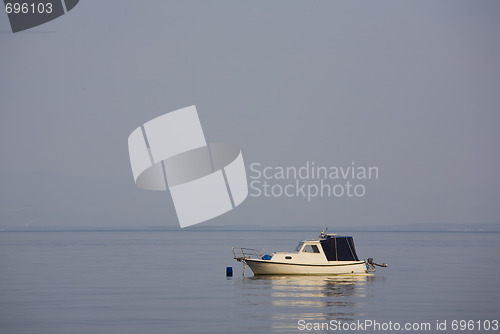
left=270, top=234, right=360, bottom=263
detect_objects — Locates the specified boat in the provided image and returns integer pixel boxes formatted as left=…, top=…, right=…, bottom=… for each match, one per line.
left=232, top=229, right=387, bottom=275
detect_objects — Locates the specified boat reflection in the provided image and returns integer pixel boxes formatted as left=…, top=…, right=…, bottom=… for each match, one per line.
left=234, top=275, right=375, bottom=332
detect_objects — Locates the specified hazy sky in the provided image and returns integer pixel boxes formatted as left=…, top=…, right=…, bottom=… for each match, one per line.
left=1, top=1, right=499, bottom=229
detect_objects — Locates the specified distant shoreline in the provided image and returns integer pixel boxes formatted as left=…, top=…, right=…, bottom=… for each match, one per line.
left=1, top=225, right=499, bottom=233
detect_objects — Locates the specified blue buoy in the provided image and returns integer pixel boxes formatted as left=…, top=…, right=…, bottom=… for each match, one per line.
left=226, top=267, right=233, bottom=277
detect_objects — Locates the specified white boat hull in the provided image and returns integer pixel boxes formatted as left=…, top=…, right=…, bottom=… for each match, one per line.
left=245, top=259, right=367, bottom=275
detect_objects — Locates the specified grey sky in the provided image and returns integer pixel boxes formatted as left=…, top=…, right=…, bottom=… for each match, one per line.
left=1, top=1, right=499, bottom=229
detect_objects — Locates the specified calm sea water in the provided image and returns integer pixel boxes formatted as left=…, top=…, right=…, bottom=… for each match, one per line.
left=0, top=230, right=499, bottom=334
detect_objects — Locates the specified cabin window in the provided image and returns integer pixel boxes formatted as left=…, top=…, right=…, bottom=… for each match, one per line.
left=285, top=256, right=292, bottom=260
left=302, top=244, right=320, bottom=253
left=295, top=242, right=304, bottom=252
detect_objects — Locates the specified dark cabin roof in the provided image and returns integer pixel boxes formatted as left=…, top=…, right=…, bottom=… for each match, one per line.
left=320, top=235, right=360, bottom=261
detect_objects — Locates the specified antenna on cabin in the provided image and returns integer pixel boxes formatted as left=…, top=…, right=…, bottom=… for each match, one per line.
left=320, top=227, right=328, bottom=239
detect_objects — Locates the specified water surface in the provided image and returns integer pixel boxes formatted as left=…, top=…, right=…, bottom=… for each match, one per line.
left=0, top=230, right=498, bottom=333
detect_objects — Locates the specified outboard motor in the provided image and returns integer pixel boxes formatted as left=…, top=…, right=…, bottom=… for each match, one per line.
left=366, top=258, right=388, bottom=271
